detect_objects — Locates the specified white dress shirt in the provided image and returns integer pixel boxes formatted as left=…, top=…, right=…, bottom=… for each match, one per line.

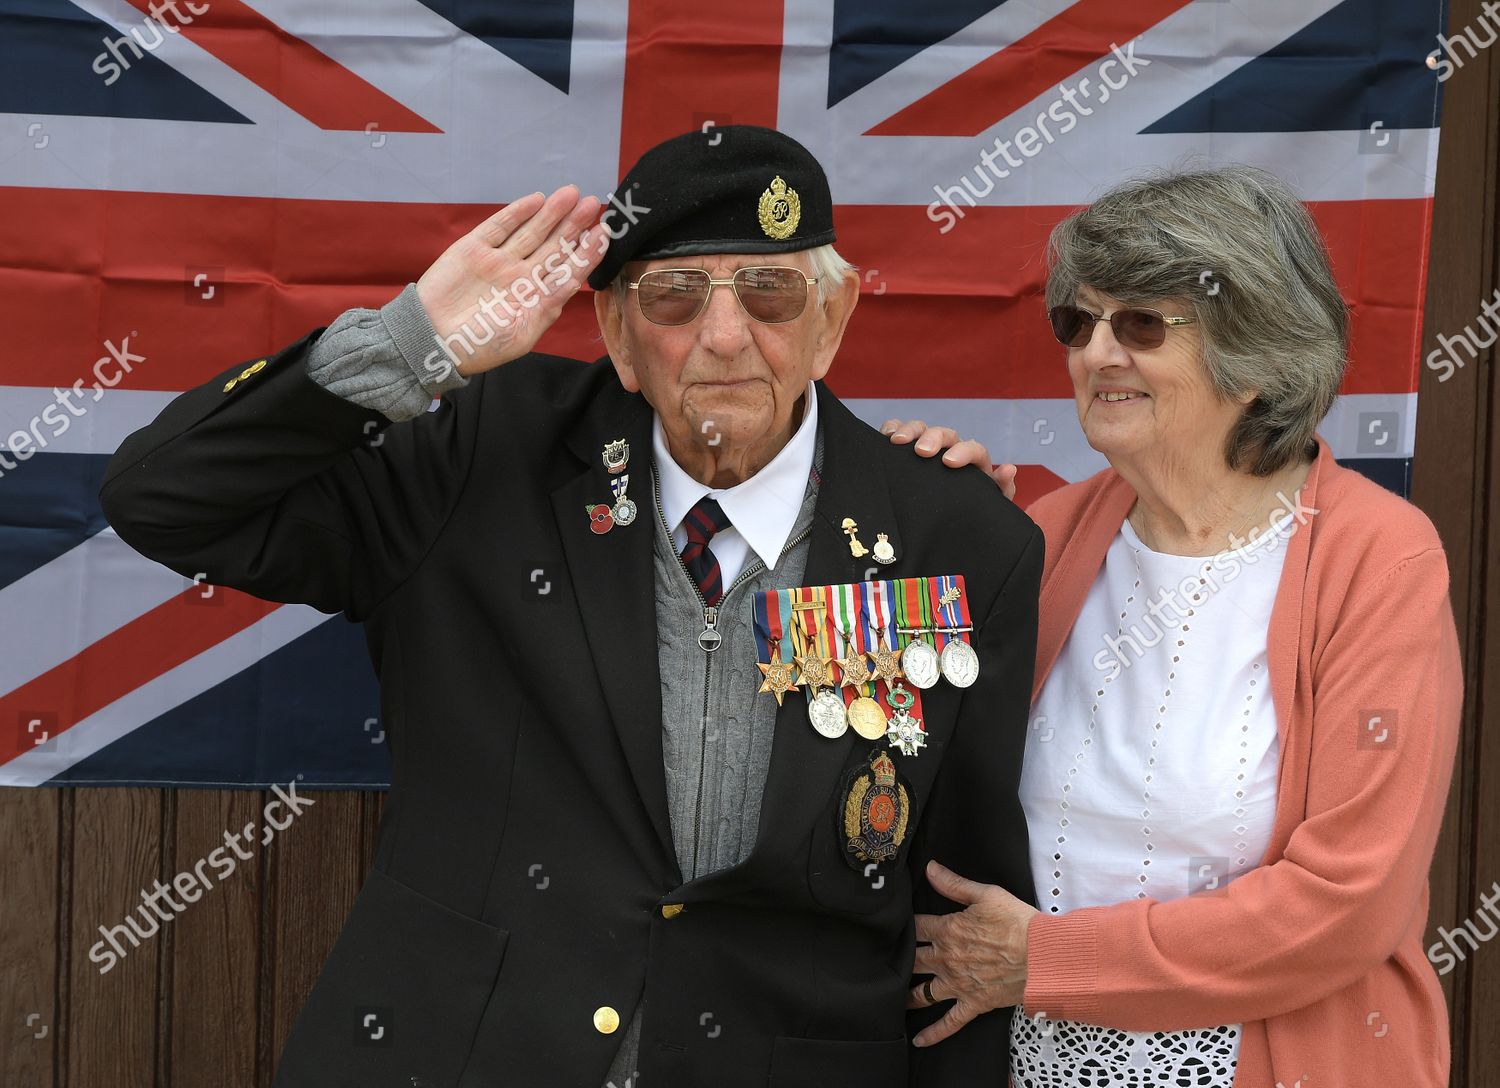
left=652, top=381, right=818, bottom=587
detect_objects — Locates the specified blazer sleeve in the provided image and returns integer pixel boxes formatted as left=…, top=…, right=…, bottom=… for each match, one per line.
left=98, top=328, right=485, bottom=622
left=1022, top=546, right=1463, bottom=1028
left=907, top=521, right=1044, bottom=1085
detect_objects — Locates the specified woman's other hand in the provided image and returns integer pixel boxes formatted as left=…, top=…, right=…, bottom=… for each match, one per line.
left=908, top=860, right=1038, bottom=1047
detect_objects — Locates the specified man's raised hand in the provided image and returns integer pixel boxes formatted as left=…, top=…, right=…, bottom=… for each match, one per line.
left=416, top=186, right=610, bottom=377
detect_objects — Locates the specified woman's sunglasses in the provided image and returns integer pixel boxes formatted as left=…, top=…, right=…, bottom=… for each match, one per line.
left=1047, top=304, right=1197, bottom=351
left=626, top=266, right=821, bottom=326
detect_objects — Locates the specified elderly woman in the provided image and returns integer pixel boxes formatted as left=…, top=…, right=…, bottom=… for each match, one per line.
left=885, top=165, right=1462, bottom=1087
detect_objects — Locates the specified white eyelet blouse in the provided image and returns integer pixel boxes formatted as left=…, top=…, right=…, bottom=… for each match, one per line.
left=1010, top=510, right=1295, bottom=1088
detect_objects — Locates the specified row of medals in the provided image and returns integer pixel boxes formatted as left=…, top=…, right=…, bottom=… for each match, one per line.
left=769, top=622, right=980, bottom=757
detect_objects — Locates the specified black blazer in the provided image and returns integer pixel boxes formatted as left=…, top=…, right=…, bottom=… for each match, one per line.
left=98, top=328, right=1043, bottom=1088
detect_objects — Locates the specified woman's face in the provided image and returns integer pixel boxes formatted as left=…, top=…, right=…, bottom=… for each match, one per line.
left=1066, top=286, right=1247, bottom=471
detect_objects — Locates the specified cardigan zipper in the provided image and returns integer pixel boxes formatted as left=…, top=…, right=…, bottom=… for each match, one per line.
left=652, top=467, right=813, bottom=878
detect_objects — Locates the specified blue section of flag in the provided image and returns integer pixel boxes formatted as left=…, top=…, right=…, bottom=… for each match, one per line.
left=0, top=0, right=249, bottom=123
left=414, top=0, right=575, bottom=93
left=1338, top=457, right=1412, bottom=498
left=827, top=0, right=1004, bottom=107
left=46, top=614, right=388, bottom=788
left=0, top=451, right=111, bottom=594
left=1146, top=0, right=1445, bottom=134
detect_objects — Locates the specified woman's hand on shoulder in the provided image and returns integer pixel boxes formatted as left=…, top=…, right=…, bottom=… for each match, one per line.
left=881, top=419, right=1018, bottom=502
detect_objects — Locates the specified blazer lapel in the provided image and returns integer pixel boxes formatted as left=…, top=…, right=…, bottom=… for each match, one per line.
left=726, top=382, right=909, bottom=880
left=550, top=380, right=676, bottom=867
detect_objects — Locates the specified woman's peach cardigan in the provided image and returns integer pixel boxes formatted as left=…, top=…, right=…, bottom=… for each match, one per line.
left=1020, top=436, right=1463, bottom=1087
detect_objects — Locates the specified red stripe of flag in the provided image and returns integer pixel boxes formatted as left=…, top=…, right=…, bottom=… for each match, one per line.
left=617, top=0, right=786, bottom=173
left=118, top=0, right=440, bottom=133
left=0, top=187, right=1430, bottom=399
left=1, top=587, right=280, bottom=766
left=868, top=0, right=1197, bottom=137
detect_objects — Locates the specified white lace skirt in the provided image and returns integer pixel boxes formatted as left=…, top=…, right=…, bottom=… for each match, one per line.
left=1010, top=1006, right=1240, bottom=1087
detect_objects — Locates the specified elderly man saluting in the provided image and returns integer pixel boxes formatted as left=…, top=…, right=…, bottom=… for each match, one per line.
left=99, top=127, right=1041, bottom=1088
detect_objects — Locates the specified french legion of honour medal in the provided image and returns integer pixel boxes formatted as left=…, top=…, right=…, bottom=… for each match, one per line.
left=842, top=750, right=910, bottom=867
left=885, top=682, right=927, bottom=758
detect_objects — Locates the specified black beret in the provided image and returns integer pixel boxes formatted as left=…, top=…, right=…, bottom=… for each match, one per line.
left=587, top=124, right=836, bottom=290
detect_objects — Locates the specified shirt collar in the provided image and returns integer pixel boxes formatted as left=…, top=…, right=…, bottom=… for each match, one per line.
left=652, top=381, right=819, bottom=571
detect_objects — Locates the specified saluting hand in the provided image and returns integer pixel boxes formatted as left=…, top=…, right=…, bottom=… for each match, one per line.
left=907, top=860, right=1037, bottom=1047
left=416, top=186, right=610, bottom=377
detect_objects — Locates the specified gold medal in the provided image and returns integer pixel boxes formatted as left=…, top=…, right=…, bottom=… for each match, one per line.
left=847, top=696, right=888, bottom=740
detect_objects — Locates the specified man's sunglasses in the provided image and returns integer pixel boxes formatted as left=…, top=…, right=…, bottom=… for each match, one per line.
left=626, top=266, right=821, bottom=326
left=1047, top=304, right=1197, bottom=351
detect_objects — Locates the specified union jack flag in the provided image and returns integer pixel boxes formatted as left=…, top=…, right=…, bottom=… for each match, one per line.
left=0, top=0, right=1445, bottom=786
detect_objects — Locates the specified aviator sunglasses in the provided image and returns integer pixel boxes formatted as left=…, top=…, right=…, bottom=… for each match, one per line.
left=1047, top=304, right=1197, bottom=351
left=626, top=266, right=822, bottom=326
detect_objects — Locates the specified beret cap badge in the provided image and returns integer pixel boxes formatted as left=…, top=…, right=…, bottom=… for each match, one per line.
left=758, top=176, right=801, bottom=240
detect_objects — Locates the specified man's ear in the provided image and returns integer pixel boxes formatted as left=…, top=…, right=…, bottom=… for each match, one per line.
left=595, top=286, right=640, bottom=393
left=809, top=271, right=860, bottom=382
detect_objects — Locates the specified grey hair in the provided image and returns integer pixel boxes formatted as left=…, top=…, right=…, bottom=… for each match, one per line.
left=612, top=243, right=856, bottom=306
left=1045, top=164, right=1348, bottom=476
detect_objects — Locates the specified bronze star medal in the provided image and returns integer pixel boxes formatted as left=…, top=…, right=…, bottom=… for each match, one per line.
left=757, top=645, right=799, bottom=707
left=836, top=634, right=872, bottom=689
left=868, top=627, right=904, bottom=686
left=795, top=648, right=832, bottom=692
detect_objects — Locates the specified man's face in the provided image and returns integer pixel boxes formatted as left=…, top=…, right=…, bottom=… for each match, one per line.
left=596, top=251, right=858, bottom=468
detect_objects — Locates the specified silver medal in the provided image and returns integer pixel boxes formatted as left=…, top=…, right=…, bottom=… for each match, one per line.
left=610, top=475, right=637, bottom=527
left=808, top=690, right=849, bottom=739
left=900, top=640, right=941, bottom=690
left=940, top=638, right=980, bottom=688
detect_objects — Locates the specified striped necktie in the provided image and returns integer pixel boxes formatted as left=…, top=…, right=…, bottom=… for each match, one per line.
left=679, top=497, right=733, bottom=606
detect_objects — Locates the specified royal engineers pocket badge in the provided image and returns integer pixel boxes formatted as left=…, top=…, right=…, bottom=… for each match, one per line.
left=841, top=749, right=911, bottom=869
